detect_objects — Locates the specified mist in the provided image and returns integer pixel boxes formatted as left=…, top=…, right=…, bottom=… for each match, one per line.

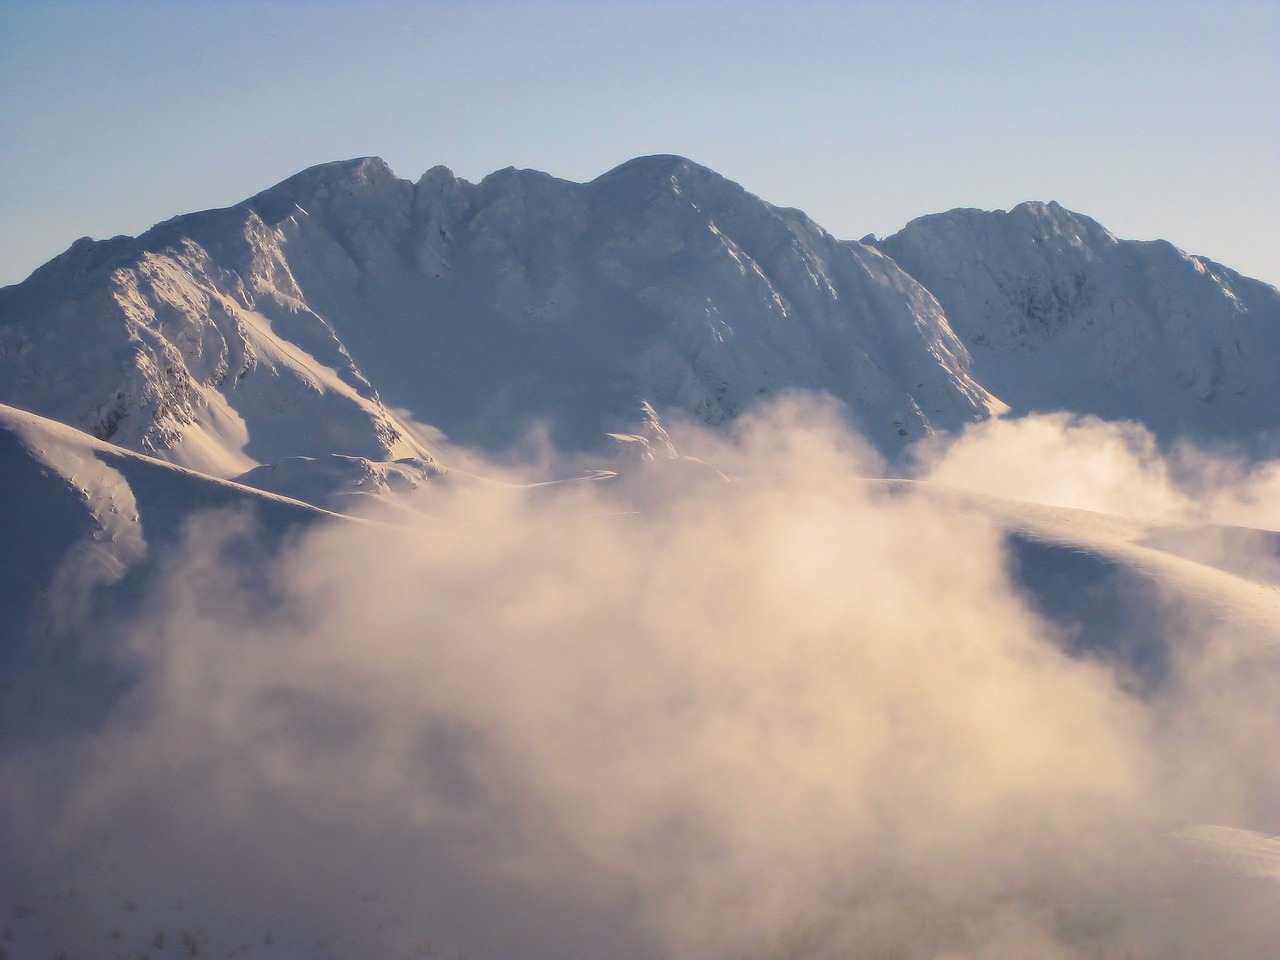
left=2, top=399, right=1277, bottom=959
left=909, top=411, right=1280, bottom=531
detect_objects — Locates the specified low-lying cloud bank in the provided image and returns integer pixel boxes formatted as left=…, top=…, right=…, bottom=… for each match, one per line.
left=2, top=399, right=1277, bottom=959
left=910, top=410, right=1280, bottom=530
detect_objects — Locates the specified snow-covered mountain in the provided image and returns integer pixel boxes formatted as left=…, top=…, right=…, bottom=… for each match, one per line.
left=0, top=155, right=1006, bottom=482
left=875, top=201, right=1280, bottom=451
left=4, top=156, right=1276, bottom=496
left=2, top=158, right=1278, bottom=960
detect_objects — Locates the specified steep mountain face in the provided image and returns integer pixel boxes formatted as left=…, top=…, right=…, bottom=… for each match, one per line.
left=243, top=154, right=1004, bottom=453
left=0, top=156, right=999, bottom=477
left=876, top=202, right=1280, bottom=452
left=0, top=229, right=431, bottom=477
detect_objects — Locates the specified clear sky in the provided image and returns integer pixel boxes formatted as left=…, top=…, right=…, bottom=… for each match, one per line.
left=2, top=0, right=1277, bottom=288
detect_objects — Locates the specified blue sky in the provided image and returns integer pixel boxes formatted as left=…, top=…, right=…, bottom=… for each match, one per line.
left=2, top=0, right=1276, bottom=287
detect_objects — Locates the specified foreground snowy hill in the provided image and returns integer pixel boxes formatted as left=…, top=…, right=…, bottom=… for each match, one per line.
left=876, top=202, right=1280, bottom=451
left=0, top=403, right=339, bottom=721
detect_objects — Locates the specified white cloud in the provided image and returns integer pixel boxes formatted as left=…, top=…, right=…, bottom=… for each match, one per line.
left=2, top=399, right=1276, bottom=959
left=910, top=411, right=1280, bottom=532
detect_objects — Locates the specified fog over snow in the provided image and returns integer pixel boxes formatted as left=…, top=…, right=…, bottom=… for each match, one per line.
left=1, top=136, right=1278, bottom=958
left=2, top=397, right=1277, bottom=960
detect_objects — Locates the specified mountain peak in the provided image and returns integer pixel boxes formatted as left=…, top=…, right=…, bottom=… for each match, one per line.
left=281, top=155, right=397, bottom=187
left=417, top=164, right=460, bottom=187
left=601, top=153, right=706, bottom=174
left=878, top=199, right=1280, bottom=451
left=1007, top=200, right=1116, bottom=248
left=895, top=201, right=1114, bottom=248
left=591, top=154, right=728, bottom=191
left=248, top=156, right=403, bottom=223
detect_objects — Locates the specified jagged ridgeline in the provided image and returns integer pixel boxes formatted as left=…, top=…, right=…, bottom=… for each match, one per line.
left=1, top=156, right=1278, bottom=484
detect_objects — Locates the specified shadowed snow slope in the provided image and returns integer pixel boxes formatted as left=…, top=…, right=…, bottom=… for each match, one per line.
left=876, top=202, right=1280, bottom=452
left=0, top=402, right=337, bottom=721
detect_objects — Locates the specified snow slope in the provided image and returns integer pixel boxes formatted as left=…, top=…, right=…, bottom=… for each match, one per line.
left=0, top=402, right=339, bottom=733
left=876, top=202, right=1280, bottom=452
left=0, top=224, right=434, bottom=479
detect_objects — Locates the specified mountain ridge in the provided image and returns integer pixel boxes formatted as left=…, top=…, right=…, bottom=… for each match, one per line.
left=1, top=155, right=1000, bottom=478
left=1, top=155, right=1276, bottom=497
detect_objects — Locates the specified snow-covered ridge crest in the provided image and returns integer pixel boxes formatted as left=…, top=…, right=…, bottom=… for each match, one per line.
left=0, top=155, right=1005, bottom=484
left=2, top=155, right=1277, bottom=498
